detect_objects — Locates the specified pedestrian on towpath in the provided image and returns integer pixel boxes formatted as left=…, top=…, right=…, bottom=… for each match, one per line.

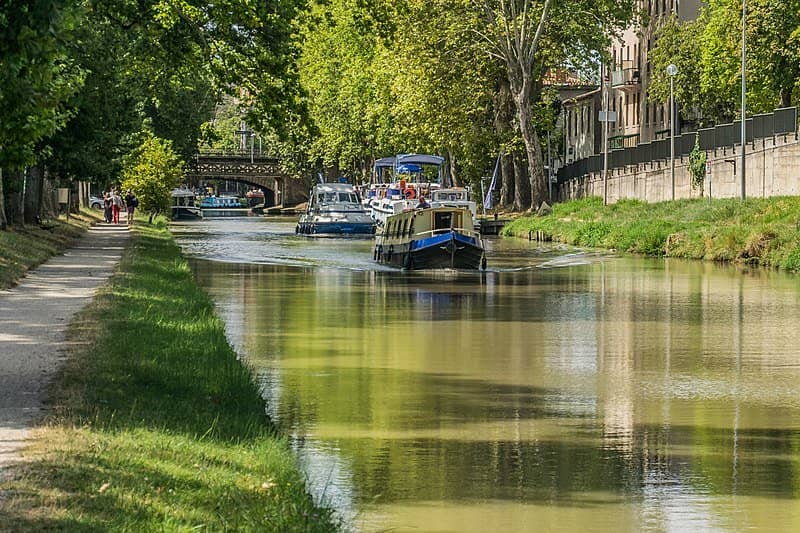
left=103, top=192, right=113, bottom=223
left=125, top=190, right=138, bottom=226
left=110, top=189, right=123, bottom=224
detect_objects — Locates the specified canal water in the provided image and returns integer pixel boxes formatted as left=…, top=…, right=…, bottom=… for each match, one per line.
left=173, top=217, right=800, bottom=532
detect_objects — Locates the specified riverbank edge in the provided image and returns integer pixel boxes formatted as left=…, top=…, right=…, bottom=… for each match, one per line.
left=0, top=221, right=339, bottom=531
left=501, top=196, right=800, bottom=271
left=0, top=211, right=102, bottom=290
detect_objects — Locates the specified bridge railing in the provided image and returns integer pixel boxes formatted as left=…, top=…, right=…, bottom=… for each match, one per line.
left=195, top=149, right=277, bottom=158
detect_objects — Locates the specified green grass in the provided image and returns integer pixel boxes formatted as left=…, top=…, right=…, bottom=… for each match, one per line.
left=0, top=210, right=99, bottom=290
left=502, top=196, right=800, bottom=271
left=0, top=221, right=339, bottom=531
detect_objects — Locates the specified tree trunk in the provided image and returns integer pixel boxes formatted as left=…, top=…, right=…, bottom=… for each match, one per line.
left=495, top=0, right=551, bottom=212
left=499, top=154, right=514, bottom=207
left=448, top=150, right=461, bottom=187
left=24, top=165, right=44, bottom=224
left=512, top=151, right=529, bottom=212
left=6, top=170, right=24, bottom=225
left=512, top=91, right=547, bottom=211
left=41, top=173, right=58, bottom=219
left=493, top=76, right=515, bottom=208
left=780, top=88, right=791, bottom=108
left=0, top=169, right=7, bottom=230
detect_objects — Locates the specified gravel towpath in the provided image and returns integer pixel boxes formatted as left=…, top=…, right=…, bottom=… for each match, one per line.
left=0, top=222, right=130, bottom=482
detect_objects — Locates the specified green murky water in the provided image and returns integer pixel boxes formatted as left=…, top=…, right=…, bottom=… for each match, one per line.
left=175, top=217, right=800, bottom=532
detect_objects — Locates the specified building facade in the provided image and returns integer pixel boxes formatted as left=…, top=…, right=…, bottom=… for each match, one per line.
left=564, top=0, right=701, bottom=159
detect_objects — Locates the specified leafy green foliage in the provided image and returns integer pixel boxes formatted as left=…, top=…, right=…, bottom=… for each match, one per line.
left=688, top=134, right=707, bottom=193
left=120, top=133, right=184, bottom=214
left=649, top=0, right=800, bottom=126
left=0, top=0, right=84, bottom=169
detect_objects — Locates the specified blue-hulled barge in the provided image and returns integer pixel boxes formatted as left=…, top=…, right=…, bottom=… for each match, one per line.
left=373, top=206, right=486, bottom=270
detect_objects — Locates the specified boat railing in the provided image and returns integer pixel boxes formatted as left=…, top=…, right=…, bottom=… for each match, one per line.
left=413, top=227, right=482, bottom=239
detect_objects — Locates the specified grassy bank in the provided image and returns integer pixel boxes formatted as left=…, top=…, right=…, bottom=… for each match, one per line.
left=502, top=196, right=800, bottom=270
left=0, top=221, right=338, bottom=531
left=0, top=211, right=100, bottom=290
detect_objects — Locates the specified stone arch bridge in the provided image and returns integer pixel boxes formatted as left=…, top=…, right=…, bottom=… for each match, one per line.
left=184, top=151, right=306, bottom=207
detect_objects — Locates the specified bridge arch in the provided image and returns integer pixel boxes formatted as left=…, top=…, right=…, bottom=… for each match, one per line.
left=184, top=152, right=306, bottom=207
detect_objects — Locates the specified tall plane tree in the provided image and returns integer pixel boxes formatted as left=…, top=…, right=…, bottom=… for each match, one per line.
left=0, top=0, right=83, bottom=227
left=478, top=0, right=635, bottom=210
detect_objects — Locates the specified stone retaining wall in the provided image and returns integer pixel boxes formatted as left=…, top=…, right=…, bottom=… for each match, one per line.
left=556, top=132, right=800, bottom=203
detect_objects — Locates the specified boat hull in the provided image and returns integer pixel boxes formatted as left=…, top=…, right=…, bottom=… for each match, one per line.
left=296, top=220, right=375, bottom=235
left=374, top=231, right=485, bottom=270
left=171, top=206, right=202, bottom=220
left=201, top=208, right=253, bottom=218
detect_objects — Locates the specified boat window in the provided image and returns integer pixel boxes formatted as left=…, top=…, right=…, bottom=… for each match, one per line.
left=339, top=192, right=357, bottom=203
left=395, top=219, right=402, bottom=238
left=434, top=212, right=453, bottom=232
left=401, top=219, right=408, bottom=237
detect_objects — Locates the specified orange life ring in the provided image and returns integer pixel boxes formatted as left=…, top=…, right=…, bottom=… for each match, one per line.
left=404, top=187, right=416, bottom=200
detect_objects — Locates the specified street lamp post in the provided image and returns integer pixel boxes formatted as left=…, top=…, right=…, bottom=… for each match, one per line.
left=667, top=63, right=678, bottom=201
left=602, top=63, right=610, bottom=206
left=740, top=0, right=747, bottom=200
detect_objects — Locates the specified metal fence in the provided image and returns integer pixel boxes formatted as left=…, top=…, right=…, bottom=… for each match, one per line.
left=556, top=107, right=798, bottom=183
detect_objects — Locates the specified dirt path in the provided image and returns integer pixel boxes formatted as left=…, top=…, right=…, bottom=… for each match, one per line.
left=0, top=222, right=130, bottom=481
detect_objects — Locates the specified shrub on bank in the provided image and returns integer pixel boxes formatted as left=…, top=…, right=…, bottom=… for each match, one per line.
left=502, top=196, right=800, bottom=271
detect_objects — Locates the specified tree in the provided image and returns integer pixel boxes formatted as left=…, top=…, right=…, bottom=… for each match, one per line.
left=297, top=0, right=387, bottom=176
left=648, top=16, right=708, bottom=125
left=649, top=0, right=800, bottom=126
left=747, top=0, right=800, bottom=108
left=119, top=132, right=184, bottom=222
left=43, top=0, right=217, bottom=186
left=479, top=0, right=552, bottom=210
left=383, top=0, right=496, bottom=187
left=0, top=0, right=84, bottom=227
left=688, top=133, right=707, bottom=195
left=477, top=0, right=635, bottom=210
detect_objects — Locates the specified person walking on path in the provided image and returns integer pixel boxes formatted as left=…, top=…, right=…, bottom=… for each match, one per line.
left=125, top=190, right=138, bottom=226
left=110, top=189, right=123, bottom=224
left=103, top=192, right=113, bottom=223
left=0, top=223, right=130, bottom=480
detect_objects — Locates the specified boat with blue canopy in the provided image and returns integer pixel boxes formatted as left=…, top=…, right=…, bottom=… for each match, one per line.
left=368, top=152, right=486, bottom=268
left=366, top=153, right=445, bottom=227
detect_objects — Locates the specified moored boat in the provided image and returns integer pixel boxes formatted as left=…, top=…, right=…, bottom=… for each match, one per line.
left=199, top=195, right=253, bottom=217
left=373, top=206, right=486, bottom=270
left=296, top=183, right=375, bottom=235
left=171, top=188, right=202, bottom=220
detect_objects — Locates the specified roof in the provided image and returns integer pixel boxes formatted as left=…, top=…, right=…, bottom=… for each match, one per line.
left=397, top=153, right=445, bottom=166
left=311, top=183, right=356, bottom=193
left=171, top=188, right=195, bottom=197
left=543, top=68, right=594, bottom=87
left=562, top=87, right=602, bottom=107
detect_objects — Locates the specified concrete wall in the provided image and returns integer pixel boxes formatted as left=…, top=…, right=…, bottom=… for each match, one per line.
left=556, top=132, right=800, bottom=203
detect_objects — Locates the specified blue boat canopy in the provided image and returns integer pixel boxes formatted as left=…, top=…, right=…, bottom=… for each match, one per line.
left=396, top=163, right=422, bottom=173
left=397, top=154, right=445, bottom=166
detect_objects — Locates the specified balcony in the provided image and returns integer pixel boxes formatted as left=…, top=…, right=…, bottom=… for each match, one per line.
left=611, top=61, right=640, bottom=92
